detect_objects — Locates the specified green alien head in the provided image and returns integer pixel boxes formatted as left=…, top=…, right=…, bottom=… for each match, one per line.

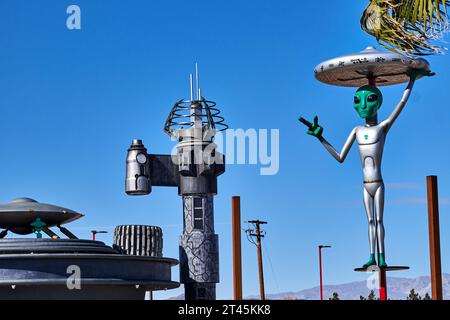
left=354, top=85, right=383, bottom=119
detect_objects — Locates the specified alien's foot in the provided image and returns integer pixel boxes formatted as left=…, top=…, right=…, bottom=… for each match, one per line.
left=363, top=254, right=377, bottom=268
left=378, top=253, right=387, bottom=268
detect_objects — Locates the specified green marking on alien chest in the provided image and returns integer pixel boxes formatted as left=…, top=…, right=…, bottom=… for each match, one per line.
left=364, top=134, right=369, bottom=140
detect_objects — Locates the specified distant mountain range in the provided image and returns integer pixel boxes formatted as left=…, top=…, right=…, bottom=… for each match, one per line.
left=248, top=273, right=450, bottom=300
left=168, top=274, right=450, bottom=300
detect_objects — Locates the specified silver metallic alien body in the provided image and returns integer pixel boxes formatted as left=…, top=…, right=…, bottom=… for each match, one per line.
left=319, top=79, right=415, bottom=255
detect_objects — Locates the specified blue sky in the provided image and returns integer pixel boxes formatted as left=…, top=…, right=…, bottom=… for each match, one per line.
left=1, top=0, right=449, bottom=299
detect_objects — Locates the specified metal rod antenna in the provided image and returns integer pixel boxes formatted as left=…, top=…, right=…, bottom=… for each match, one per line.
left=195, top=63, right=200, bottom=100
left=189, top=73, right=194, bottom=102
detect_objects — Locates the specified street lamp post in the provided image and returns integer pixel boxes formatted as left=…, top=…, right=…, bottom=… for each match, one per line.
left=91, top=230, right=108, bottom=241
left=318, top=245, right=331, bottom=300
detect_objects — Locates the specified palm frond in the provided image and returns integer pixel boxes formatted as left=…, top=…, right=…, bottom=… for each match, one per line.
left=361, top=0, right=450, bottom=56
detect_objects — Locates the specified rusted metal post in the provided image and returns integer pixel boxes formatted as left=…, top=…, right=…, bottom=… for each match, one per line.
left=426, top=175, right=443, bottom=300
left=318, top=245, right=331, bottom=300
left=232, top=196, right=243, bottom=300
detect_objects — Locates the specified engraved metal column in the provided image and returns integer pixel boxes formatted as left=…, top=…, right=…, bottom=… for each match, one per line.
left=180, top=195, right=219, bottom=299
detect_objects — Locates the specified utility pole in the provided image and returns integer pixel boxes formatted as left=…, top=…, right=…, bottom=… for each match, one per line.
left=318, top=245, right=331, bottom=300
left=245, top=220, right=267, bottom=300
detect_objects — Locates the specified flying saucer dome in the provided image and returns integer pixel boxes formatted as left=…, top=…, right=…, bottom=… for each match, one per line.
left=314, top=46, right=430, bottom=87
left=0, top=198, right=83, bottom=235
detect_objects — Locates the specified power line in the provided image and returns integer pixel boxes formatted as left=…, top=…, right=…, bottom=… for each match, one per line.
left=263, top=240, right=281, bottom=294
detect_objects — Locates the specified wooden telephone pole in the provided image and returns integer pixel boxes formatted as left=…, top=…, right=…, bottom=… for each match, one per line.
left=246, top=220, right=267, bottom=300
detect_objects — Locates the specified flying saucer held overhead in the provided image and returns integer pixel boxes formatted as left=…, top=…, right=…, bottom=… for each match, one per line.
left=314, top=46, right=430, bottom=87
left=0, top=198, right=83, bottom=235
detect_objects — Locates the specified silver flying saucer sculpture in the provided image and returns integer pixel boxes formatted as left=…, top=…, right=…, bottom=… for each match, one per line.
left=0, top=198, right=179, bottom=299
left=314, top=46, right=430, bottom=87
left=0, top=198, right=83, bottom=235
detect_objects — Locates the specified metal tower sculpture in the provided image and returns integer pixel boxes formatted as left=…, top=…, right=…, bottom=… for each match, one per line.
left=125, top=65, right=227, bottom=300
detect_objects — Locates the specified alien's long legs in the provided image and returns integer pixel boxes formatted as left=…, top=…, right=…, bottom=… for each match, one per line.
left=374, top=184, right=385, bottom=254
left=363, top=188, right=376, bottom=255
left=363, top=183, right=386, bottom=256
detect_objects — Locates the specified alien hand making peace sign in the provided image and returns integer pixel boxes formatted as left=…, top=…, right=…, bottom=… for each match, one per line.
left=300, top=69, right=434, bottom=268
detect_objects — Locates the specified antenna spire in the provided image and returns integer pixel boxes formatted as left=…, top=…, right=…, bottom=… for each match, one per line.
left=189, top=73, right=194, bottom=102
left=195, top=63, right=201, bottom=101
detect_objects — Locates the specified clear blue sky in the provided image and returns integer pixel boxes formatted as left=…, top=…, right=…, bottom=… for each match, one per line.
left=1, top=0, right=449, bottom=299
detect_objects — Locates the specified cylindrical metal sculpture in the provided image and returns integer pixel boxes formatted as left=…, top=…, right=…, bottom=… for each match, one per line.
left=125, top=65, right=226, bottom=300
left=164, top=67, right=226, bottom=300
left=113, top=225, right=163, bottom=257
left=125, top=139, right=152, bottom=196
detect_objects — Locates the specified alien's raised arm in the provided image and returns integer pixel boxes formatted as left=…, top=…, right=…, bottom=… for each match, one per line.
left=319, top=127, right=356, bottom=163
left=381, top=78, right=415, bottom=133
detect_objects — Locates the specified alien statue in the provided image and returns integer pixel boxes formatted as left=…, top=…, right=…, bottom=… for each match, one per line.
left=300, top=69, right=434, bottom=268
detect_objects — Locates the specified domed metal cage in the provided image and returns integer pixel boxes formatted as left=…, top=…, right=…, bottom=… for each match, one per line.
left=163, top=64, right=228, bottom=139
left=164, top=98, right=228, bottom=138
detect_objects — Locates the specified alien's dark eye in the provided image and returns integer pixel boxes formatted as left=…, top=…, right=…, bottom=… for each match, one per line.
left=354, top=96, right=360, bottom=104
left=367, top=94, right=378, bottom=102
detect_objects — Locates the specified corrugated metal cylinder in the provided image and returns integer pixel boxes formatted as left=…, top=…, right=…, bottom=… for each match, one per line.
left=113, top=225, right=163, bottom=257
